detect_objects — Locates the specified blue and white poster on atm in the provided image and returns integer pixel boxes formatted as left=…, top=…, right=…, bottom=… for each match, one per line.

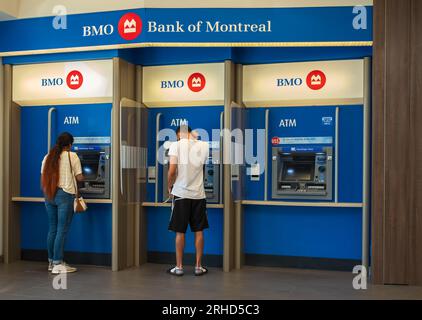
left=13, top=60, right=113, bottom=106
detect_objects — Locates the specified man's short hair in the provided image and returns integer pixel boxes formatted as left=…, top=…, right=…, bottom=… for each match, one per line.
left=176, top=125, right=192, bottom=135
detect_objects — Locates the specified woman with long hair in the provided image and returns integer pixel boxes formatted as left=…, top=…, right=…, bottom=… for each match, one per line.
left=41, top=132, right=84, bottom=274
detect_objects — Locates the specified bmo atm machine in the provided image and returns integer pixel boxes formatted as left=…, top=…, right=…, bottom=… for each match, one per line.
left=270, top=109, right=335, bottom=201
left=47, top=108, right=113, bottom=200
left=272, top=146, right=333, bottom=200
left=74, top=144, right=111, bottom=199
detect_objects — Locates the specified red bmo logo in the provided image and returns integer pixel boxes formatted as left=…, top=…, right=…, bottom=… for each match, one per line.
left=66, top=70, right=83, bottom=90
left=188, top=73, right=206, bottom=92
left=306, top=70, right=326, bottom=90
left=272, top=137, right=281, bottom=145
left=118, top=13, right=142, bottom=40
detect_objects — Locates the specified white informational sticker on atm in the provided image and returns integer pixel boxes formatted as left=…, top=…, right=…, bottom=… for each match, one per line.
left=280, top=137, right=333, bottom=145
left=73, top=136, right=111, bottom=144
left=322, top=117, right=333, bottom=126
left=250, top=163, right=261, bottom=181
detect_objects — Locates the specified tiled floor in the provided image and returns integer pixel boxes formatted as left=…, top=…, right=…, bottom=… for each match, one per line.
left=0, top=261, right=421, bottom=300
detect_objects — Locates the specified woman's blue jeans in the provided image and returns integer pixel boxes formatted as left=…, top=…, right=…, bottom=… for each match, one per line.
left=45, top=188, right=74, bottom=265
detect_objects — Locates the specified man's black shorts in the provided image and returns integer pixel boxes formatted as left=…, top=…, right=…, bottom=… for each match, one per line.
left=168, top=196, right=209, bottom=233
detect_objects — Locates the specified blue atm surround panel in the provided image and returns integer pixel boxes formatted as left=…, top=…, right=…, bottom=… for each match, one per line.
left=20, top=104, right=112, bottom=197
left=244, top=106, right=364, bottom=262
left=244, top=106, right=363, bottom=203
left=20, top=104, right=113, bottom=257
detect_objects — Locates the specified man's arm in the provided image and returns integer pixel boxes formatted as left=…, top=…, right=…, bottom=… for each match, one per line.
left=167, top=155, right=178, bottom=195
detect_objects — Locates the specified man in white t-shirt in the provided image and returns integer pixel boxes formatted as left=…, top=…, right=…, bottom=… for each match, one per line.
left=167, top=125, right=210, bottom=277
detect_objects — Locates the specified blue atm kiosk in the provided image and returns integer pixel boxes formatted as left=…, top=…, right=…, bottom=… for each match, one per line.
left=19, top=103, right=113, bottom=265
left=20, top=103, right=112, bottom=200
left=241, top=58, right=370, bottom=270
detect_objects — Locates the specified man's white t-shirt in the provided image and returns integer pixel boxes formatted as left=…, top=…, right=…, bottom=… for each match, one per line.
left=41, top=151, right=82, bottom=195
left=168, top=138, right=209, bottom=199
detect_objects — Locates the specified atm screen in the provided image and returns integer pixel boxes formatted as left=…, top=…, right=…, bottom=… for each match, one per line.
left=282, top=162, right=314, bottom=182
left=82, top=163, right=99, bottom=180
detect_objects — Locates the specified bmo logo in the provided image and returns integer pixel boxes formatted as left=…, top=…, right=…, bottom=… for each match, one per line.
left=82, top=12, right=142, bottom=40
left=306, top=70, right=326, bottom=90
left=40, top=70, right=83, bottom=90
left=118, top=13, right=142, bottom=40
left=66, top=71, right=83, bottom=90
left=188, top=73, right=206, bottom=92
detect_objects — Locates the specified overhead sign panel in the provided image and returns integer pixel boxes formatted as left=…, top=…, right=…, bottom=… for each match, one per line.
left=0, top=7, right=372, bottom=56
left=13, top=59, right=113, bottom=106
left=243, top=59, right=365, bottom=107
left=142, top=63, right=225, bottom=107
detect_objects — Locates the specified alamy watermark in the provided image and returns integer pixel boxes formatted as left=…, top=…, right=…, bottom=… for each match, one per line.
left=352, top=265, right=368, bottom=290
left=353, top=6, right=368, bottom=30
left=52, top=272, right=67, bottom=290
left=52, top=5, right=67, bottom=30
left=157, top=127, right=266, bottom=175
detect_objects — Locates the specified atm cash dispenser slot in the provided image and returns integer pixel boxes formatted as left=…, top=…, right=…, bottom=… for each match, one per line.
left=74, top=146, right=111, bottom=199
left=272, top=147, right=333, bottom=200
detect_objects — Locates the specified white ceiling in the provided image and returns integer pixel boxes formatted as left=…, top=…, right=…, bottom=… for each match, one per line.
left=0, top=0, right=19, bottom=20
left=1, top=0, right=374, bottom=20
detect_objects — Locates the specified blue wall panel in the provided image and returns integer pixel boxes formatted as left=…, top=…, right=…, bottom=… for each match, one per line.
left=133, top=47, right=232, bottom=66
left=338, top=107, right=364, bottom=203
left=20, top=106, right=49, bottom=197
left=244, top=205, right=362, bottom=260
left=21, top=203, right=112, bottom=253
left=147, top=207, right=223, bottom=255
left=233, top=47, right=372, bottom=65
left=244, top=108, right=266, bottom=201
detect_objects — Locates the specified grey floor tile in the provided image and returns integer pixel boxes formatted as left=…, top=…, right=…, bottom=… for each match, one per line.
left=0, top=261, right=421, bottom=300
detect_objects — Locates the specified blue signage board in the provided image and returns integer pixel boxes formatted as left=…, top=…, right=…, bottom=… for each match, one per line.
left=0, top=7, right=373, bottom=55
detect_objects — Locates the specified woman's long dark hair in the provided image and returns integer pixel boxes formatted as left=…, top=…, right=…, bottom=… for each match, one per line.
left=41, top=132, right=74, bottom=200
